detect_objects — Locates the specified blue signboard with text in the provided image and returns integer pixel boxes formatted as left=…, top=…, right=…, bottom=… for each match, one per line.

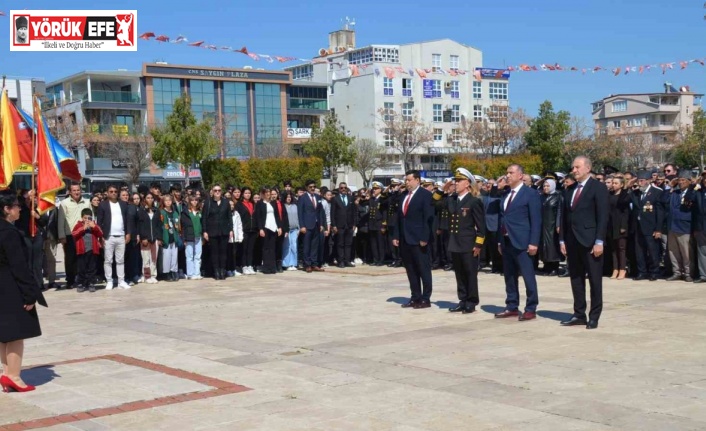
left=423, top=79, right=433, bottom=98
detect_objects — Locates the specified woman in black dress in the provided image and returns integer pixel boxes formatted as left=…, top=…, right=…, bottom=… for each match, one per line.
left=255, top=187, right=282, bottom=274
left=0, top=193, right=48, bottom=393
left=540, top=179, right=563, bottom=276
left=202, top=184, right=233, bottom=280
left=608, top=176, right=630, bottom=280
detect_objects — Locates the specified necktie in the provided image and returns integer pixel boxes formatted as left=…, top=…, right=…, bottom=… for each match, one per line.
left=505, top=190, right=516, bottom=211
left=501, top=190, right=515, bottom=236
left=572, top=184, right=583, bottom=209
left=403, top=192, right=413, bottom=216
left=310, top=194, right=316, bottom=208
left=343, top=195, right=348, bottom=206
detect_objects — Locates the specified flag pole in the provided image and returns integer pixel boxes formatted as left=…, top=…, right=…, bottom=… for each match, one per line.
left=30, top=89, right=37, bottom=237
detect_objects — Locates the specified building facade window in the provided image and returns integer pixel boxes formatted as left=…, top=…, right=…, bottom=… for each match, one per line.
left=489, top=82, right=508, bottom=100
left=432, top=80, right=441, bottom=98
left=384, top=128, right=394, bottom=147
left=473, top=104, right=483, bottom=121
left=222, top=82, right=250, bottom=157
left=627, top=117, right=644, bottom=127
left=383, top=78, right=394, bottom=96
left=613, top=120, right=621, bottom=128
left=402, top=79, right=413, bottom=97
left=449, top=55, right=459, bottom=70
left=189, top=80, right=216, bottom=121
left=433, top=128, right=443, bottom=142
left=612, top=100, right=627, bottom=112
left=152, top=78, right=182, bottom=124
left=254, top=83, right=282, bottom=145
left=383, top=102, right=394, bottom=121
left=402, top=102, right=414, bottom=121
left=488, top=105, right=508, bottom=123
left=450, top=81, right=460, bottom=99
left=451, top=129, right=461, bottom=146
left=451, top=105, right=460, bottom=123
left=473, top=81, right=482, bottom=99
left=433, top=104, right=442, bottom=122
left=291, top=64, right=313, bottom=80
left=432, top=54, right=441, bottom=71
left=373, top=47, right=399, bottom=63
left=348, top=47, right=373, bottom=65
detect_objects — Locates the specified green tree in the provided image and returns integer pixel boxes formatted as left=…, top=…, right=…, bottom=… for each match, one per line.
left=673, top=109, right=706, bottom=170
left=524, top=101, right=571, bottom=171
left=303, top=111, right=355, bottom=187
left=150, top=95, right=220, bottom=185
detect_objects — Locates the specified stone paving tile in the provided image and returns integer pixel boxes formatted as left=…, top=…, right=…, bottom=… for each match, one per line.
left=4, top=250, right=706, bottom=429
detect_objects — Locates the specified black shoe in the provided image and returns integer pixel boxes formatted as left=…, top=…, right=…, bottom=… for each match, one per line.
left=337, top=263, right=345, bottom=268
left=401, top=300, right=418, bottom=308
left=462, top=305, right=476, bottom=314
left=633, top=274, right=648, bottom=281
left=666, top=275, right=682, bottom=281
left=586, top=320, right=599, bottom=329
left=560, top=317, right=588, bottom=326
left=649, top=275, right=658, bottom=281
left=558, top=271, right=570, bottom=278
left=277, top=262, right=283, bottom=273
left=77, top=285, right=86, bottom=293
left=443, top=264, right=453, bottom=271
left=391, top=261, right=403, bottom=268
left=685, top=276, right=694, bottom=282
left=89, top=285, right=96, bottom=293
left=345, top=262, right=355, bottom=268
left=431, top=264, right=441, bottom=270
left=449, top=303, right=466, bottom=312
left=694, top=278, right=706, bottom=283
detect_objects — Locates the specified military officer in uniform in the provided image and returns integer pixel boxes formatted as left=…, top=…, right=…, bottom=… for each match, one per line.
left=422, top=178, right=438, bottom=267
left=435, top=180, right=453, bottom=270
left=434, top=168, right=486, bottom=314
left=383, top=179, right=403, bottom=267
left=368, top=182, right=386, bottom=266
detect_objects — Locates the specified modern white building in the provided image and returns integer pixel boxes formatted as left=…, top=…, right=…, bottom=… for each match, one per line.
left=286, top=25, right=510, bottom=184
left=2, top=76, right=45, bottom=112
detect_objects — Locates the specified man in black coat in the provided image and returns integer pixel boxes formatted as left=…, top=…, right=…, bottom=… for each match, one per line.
left=97, top=185, right=133, bottom=291
left=392, top=170, right=435, bottom=309
left=559, top=156, right=609, bottom=329
left=202, top=185, right=234, bottom=280
left=297, top=180, right=327, bottom=272
left=629, top=170, right=665, bottom=281
left=330, top=182, right=358, bottom=268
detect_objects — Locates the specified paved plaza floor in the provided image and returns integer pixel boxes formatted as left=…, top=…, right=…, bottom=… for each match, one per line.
left=2, top=254, right=706, bottom=430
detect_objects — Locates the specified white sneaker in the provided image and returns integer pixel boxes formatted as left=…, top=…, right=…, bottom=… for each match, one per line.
left=138, top=277, right=145, bottom=283
left=105, top=282, right=114, bottom=290
left=146, top=278, right=158, bottom=284
left=118, top=281, right=131, bottom=290
left=192, top=275, right=203, bottom=280
left=243, top=267, right=253, bottom=275
left=233, top=271, right=242, bottom=276
left=322, top=263, right=329, bottom=268
left=287, top=266, right=298, bottom=271
left=354, top=258, right=363, bottom=265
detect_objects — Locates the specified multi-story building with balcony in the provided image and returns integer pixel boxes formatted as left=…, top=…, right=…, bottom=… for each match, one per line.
left=42, top=63, right=329, bottom=188
left=286, top=25, right=510, bottom=184
left=592, top=83, right=703, bottom=165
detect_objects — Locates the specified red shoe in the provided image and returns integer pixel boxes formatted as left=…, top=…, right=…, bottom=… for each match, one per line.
left=0, top=375, right=36, bottom=393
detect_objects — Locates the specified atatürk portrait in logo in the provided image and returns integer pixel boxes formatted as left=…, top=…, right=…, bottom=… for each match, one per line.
left=15, top=16, right=29, bottom=45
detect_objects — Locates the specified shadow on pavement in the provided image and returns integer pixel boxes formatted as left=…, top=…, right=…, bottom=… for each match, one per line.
left=480, top=304, right=506, bottom=315
left=537, top=310, right=573, bottom=322
left=23, top=365, right=60, bottom=387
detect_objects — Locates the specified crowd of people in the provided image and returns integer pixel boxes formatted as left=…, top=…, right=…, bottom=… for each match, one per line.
left=9, top=156, right=705, bottom=298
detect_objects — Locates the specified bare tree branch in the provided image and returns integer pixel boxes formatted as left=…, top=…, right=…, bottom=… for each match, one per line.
left=376, top=106, right=432, bottom=172
left=351, top=138, right=388, bottom=188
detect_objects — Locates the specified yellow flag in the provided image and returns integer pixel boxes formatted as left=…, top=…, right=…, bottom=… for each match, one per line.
left=0, top=89, right=22, bottom=189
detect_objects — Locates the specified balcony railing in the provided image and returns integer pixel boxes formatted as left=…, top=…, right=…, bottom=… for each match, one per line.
left=85, top=91, right=142, bottom=104
left=85, top=124, right=141, bottom=136
left=289, top=98, right=327, bottom=110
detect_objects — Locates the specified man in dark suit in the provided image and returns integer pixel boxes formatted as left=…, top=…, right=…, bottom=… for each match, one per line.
left=628, top=170, right=666, bottom=281
left=495, top=164, right=541, bottom=321
left=297, top=179, right=326, bottom=273
left=331, top=182, right=358, bottom=268
left=559, top=156, right=609, bottom=329
left=392, top=170, right=435, bottom=309
left=97, top=184, right=133, bottom=290
left=482, top=179, right=502, bottom=273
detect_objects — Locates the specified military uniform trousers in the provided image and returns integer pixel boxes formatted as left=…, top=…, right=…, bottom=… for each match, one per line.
left=452, top=251, right=480, bottom=306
